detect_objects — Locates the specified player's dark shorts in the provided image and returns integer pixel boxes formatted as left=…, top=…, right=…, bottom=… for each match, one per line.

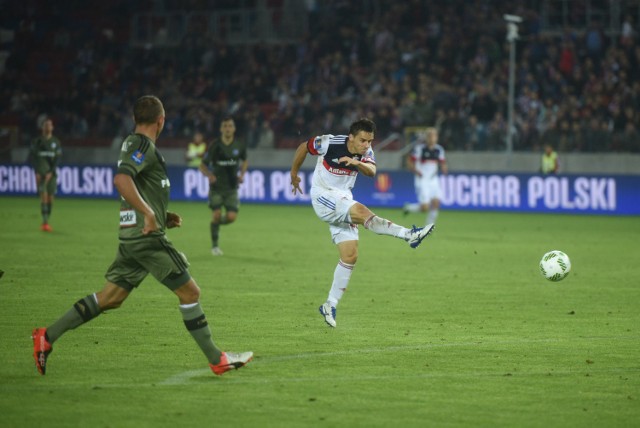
left=105, top=235, right=191, bottom=292
left=208, top=188, right=239, bottom=212
left=37, top=174, right=58, bottom=195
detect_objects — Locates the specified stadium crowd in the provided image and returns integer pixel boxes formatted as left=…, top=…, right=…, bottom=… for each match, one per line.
left=1, top=0, right=639, bottom=152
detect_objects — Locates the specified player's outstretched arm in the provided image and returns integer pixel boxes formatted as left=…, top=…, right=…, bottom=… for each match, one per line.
left=290, top=142, right=308, bottom=195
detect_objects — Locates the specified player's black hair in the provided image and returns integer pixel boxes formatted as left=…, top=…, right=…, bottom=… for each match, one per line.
left=133, top=95, right=164, bottom=125
left=221, top=115, right=235, bottom=124
left=349, top=118, right=376, bottom=136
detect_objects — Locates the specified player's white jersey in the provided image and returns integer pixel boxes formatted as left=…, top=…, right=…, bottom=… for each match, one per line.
left=411, top=143, right=445, bottom=182
left=307, top=134, right=376, bottom=191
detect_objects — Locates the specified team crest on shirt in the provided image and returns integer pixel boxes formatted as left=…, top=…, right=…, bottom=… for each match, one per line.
left=131, top=150, right=145, bottom=164
left=232, top=149, right=239, bottom=156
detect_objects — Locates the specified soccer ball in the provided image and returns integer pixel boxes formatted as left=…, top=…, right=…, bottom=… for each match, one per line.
left=539, top=250, right=571, bottom=282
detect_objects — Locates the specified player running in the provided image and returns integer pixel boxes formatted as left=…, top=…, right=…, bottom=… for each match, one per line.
left=199, top=117, right=248, bottom=256
left=289, top=118, right=435, bottom=328
left=32, top=95, right=252, bottom=376
left=403, top=127, right=448, bottom=225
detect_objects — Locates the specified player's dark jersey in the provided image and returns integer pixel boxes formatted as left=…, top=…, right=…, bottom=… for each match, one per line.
left=411, top=143, right=445, bottom=164
left=30, top=136, right=62, bottom=175
left=116, top=133, right=170, bottom=242
left=202, top=138, right=247, bottom=191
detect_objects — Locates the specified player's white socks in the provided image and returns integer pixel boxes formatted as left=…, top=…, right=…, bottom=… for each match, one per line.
left=327, top=260, right=354, bottom=307
left=427, top=209, right=439, bottom=224
left=404, top=203, right=421, bottom=213
left=363, top=215, right=408, bottom=239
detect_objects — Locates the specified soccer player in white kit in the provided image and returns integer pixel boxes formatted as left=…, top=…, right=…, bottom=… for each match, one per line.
left=404, top=127, right=448, bottom=225
left=290, top=118, right=434, bottom=328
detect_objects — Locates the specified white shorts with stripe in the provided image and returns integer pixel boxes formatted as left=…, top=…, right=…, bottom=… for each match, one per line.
left=310, top=188, right=359, bottom=244
left=415, top=178, right=442, bottom=204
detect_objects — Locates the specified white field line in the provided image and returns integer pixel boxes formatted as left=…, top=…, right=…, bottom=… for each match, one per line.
left=156, top=335, right=640, bottom=386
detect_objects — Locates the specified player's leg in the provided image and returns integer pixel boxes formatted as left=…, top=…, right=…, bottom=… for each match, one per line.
left=32, top=282, right=128, bottom=375
left=319, top=222, right=360, bottom=327
left=427, top=198, right=440, bottom=224
left=36, top=174, right=49, bottom=230
left=151, top=236, right=251, bottom=374
left=172, top=276, right=252, bottom=375
left=328, top=239, right=357, bottom=306
left=351, top=202, right=435, bottom=249
left=222, top=190, right=239, bottom=225
left=208, top=191, right=224, bottom=254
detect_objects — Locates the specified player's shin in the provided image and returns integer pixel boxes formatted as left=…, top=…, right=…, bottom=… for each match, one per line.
left=363, top=215, right=408, bottom=239
left=180, top=302, right=222, bottom=364
left=46, top=294, right=102, bottom=343
left=327, top=260, right=354, bottom=307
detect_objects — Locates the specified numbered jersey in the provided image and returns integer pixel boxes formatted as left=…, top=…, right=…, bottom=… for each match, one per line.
left=307, top=134, right=376, bottom=191
left=116, top=133, right=170, bottom=242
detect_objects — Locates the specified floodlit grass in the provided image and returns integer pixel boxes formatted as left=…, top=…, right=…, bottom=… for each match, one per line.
left=0, top=196, right=638, bottom=428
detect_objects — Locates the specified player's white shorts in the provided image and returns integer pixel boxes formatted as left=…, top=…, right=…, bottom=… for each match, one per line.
left=415, top=179, right=442, bottom=204
left=310, top=188, right=359, bottom=244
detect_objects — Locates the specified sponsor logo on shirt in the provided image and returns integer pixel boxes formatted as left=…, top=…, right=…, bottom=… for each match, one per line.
left=119, top=209, right=137, bottom=227
left=131, top=150, right=145, bottom=164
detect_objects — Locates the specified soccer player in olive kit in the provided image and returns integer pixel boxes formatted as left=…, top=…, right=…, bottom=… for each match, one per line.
left=199, top=116, right=248, bottom=256
left=290, top=118, right=435, bottom=328
left=30, top=118, right=62, bottom=232
left=32, top=95, right=252, bottom=376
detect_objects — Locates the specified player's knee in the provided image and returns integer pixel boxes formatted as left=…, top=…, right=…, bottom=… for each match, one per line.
left=341, top=249, right=358, bottom=265
left=342, top=254, right=358, bottom=265
left=175, top=280, right=201, bottom=304
left=226, top=212, right=238, bottom=223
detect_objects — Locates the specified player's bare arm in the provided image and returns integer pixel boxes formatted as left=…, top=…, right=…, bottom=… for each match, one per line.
left=339, top=156, right=376, bottom=177
left=114, top=173, right=158, bottom=234
left=407, top=157, right=422, bottom=177
left=198, top=163, right=217, bottom=184
left=290, top=142, right=308, bottom=194
left=238, top=159, right=249, bottom=184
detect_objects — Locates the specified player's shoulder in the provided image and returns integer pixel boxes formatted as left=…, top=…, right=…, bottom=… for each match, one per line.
left=121, top=133, right=154, bottom=154
left=328, top=134, right=344, bottom=143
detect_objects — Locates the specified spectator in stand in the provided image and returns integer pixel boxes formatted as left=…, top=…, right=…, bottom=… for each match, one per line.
left=1, top=0, right=639, bottom=154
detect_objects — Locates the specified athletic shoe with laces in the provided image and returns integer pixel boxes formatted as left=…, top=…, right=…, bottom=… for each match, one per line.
left=32, top=328, right=53, bottom=375
left=407, top=223, right=435, bottom=249
left=211, top=247, right=224, bottom=256
left=319, top=303, right=337, bottom=328
left=210, top=351, right=253, bottom=375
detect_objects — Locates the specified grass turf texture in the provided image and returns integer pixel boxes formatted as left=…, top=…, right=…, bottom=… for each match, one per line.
left=0, top=196, right=638, bottom=427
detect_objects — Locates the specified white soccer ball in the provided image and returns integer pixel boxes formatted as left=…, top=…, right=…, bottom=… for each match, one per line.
left=539, top=250, right=571, bottom=282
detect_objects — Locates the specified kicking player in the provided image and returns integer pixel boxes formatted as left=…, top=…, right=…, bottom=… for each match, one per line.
left=289, top=118, right=435, bottom=328
left=32, top=95, right=252, bottom=376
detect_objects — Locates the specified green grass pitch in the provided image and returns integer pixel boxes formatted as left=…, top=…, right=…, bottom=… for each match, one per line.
left=0, top=196, right=638, bottom=427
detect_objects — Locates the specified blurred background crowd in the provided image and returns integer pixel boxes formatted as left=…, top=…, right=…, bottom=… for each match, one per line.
left=0, top=0, right=639, bottom=153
